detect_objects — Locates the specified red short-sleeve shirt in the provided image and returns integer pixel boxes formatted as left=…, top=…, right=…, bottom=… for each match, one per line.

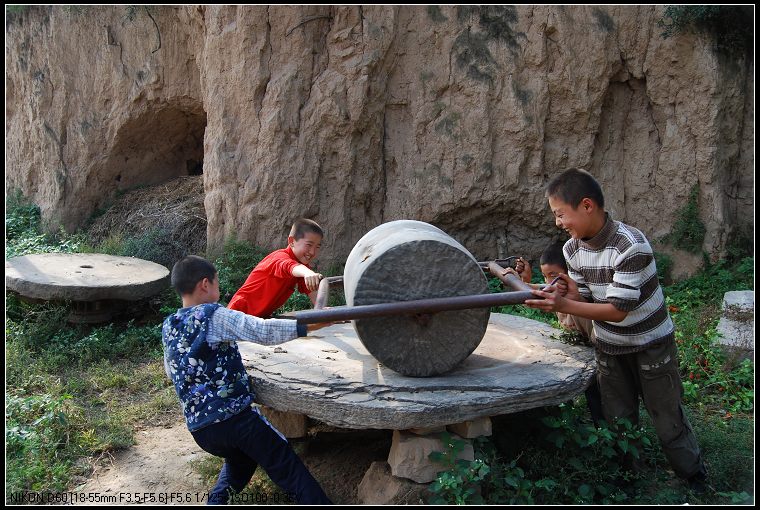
left=227, top=246, right=311, bottom=318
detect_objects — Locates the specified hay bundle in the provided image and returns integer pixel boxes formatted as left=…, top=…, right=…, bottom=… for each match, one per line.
left=86, top=176, right=207, bottom=269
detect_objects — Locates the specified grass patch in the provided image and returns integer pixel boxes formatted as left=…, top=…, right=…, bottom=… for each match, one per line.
left=195, top=456, right=297, bottom=505
left=5, top=318, right=176, bottom=497
left=693, top=411, right=754, bottom=497
left=6, top=230, right=175, bottom=497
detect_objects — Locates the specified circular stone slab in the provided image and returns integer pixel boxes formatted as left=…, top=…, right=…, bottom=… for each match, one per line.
left=5, top=253, right=170, bottom=301
left=239, top=313, right=596, bottom=430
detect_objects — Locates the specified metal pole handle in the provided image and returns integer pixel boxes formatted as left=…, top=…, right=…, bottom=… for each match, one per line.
left=299, top=260, right=541, bottom=324
left=487, top=261, right=535, bottom=292
left=294, top=290, right=535, bottom=325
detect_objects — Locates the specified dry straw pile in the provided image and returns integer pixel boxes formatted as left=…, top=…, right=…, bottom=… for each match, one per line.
left=86, top=176, right=206, bottom=269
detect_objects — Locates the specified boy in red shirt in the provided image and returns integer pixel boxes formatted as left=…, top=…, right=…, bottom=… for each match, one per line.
left=228, top=219, right=324, bottom=318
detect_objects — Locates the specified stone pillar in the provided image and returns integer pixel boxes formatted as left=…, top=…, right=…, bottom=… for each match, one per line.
left=358, top=461, right=429, bottom=504
left=716, top=291, right=754, bottom=363
left=387, top=429, right=474, bottom=483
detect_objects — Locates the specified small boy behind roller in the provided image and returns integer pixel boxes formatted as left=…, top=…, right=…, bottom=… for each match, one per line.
left=502, top=243, right=603, bottom=427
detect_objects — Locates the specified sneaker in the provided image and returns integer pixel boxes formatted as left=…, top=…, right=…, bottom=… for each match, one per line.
left=621, top=451, right=645, bottom=474
left=687, top=468, right=708, bottom=495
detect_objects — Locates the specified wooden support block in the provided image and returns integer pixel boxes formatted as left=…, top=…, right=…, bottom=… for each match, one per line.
left=447, top=416, right=492, bottom=438
left=258, top=406, right=308, bottom=438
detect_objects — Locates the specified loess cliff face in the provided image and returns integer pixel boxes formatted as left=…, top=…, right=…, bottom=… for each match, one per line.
left=5, top=5, right=753, bottom=268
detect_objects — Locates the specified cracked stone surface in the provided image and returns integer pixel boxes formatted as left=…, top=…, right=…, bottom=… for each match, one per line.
left=5, top=253, right=170, bottom=301
left=240, top=313, right=595, bottom=429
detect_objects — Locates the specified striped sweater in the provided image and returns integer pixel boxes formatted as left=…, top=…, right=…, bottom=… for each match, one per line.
left=563, top=213, right=674, bottom=355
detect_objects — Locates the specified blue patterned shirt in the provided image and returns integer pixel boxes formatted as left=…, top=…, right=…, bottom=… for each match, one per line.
left=161, top=303, right=305, bottom=432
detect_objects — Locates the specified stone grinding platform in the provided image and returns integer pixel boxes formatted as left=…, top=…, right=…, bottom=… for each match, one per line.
left=240, top=312, right=596, bottom=430
left=5, top=253, right=170, bottom=322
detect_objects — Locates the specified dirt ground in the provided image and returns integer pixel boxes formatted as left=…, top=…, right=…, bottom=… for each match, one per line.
left=76, top=418, right=393, bottom=505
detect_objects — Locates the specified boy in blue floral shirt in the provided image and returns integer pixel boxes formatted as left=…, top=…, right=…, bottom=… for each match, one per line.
left=162, top=255, right=331, bottom=504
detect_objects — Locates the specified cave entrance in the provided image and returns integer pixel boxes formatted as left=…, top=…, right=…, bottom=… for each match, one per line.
left=105, top=99, right=207, bottom=193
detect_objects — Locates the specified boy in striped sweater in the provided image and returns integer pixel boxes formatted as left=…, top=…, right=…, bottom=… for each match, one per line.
left=524, top=168, right=708, bottom=494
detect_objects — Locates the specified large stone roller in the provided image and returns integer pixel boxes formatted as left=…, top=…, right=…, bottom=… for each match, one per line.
left=343, top=220, right=490, bottom=377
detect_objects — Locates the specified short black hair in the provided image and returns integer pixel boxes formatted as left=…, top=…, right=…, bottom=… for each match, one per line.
left=289, top=218, right=324, bottom=240
left=539, top=242, right=567, bottom=271
left=546, top=168, right=605, bottom=209
left=171, top=255, right=217, bottom=295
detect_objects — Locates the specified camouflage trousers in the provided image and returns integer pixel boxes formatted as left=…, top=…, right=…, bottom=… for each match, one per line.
left=594, top=340, right=705, bottom=479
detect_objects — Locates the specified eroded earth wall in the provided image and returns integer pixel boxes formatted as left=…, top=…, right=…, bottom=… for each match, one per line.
left=5, top=5, right=753, bottom=267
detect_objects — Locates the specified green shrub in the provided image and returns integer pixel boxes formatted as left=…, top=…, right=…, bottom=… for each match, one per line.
left=666, top=257, right=754, bottom=414
left=664, top=185, right=705, bottom=254
left=429, top=432, right=490, bottom=504
left=6, top=308, right=162, bottom=371
left=658, top=5, right=753, bottom=59
left=65, top=321, right=163, bottom=365
left=276, top=291, right=313, bottom=314
left=120, top=227, right=186, bottom=269
left=158, top=287, right=183, bottom=316
left=6, top=393, right=80, bottom=494
left=654, top=251, right=673, bottom=285
left=81, top=225, right=201, bottom=271
left=666, top=257, right=753, bottom=308
left=213, top=238, right=268, bottom=305
left=6, top=5, right=31, bottom=14
left=430, top=404, right=654, bottom=504
left=6, top=302, right=71, bottom=350
left=725, top=228, right=753, bottom=262
left=5, top=191, right=86, bottom=259
left=6, top=190, right=41, bottom=240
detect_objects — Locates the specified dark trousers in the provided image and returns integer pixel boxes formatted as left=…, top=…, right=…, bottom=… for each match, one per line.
left=595, top=340, right=704, bottom=479
left=584, top=377, right=604, bottom=428
left=568, top=315, right=604, bottom=427
left=191, top=407, right=332, bottom=505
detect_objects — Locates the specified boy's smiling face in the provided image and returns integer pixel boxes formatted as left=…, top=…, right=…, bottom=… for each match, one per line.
left=540, top=263, right=566, bottom=283
left=288, top=231, right=322, bottom=265
left=548, top=195, right=596, bottom=240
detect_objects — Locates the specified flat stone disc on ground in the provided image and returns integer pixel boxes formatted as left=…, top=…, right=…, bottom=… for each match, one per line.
left=343, top=220, right=490, bottom=377
left=5, top=253, right=170, bottom=301
left=239, top=313, right=596, bottom=430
